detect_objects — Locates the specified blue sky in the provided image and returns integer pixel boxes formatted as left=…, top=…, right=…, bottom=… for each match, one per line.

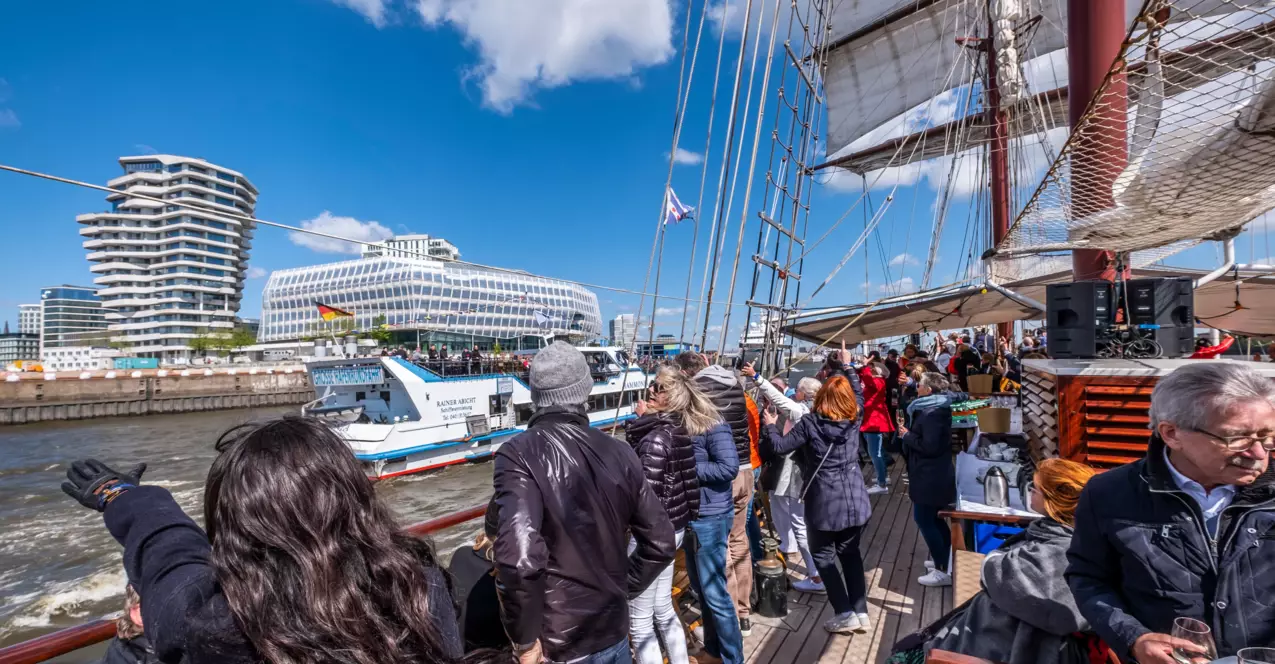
left=1, top=0, right=1270, bottom=348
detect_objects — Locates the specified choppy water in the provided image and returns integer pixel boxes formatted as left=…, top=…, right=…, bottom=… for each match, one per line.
left=0, top=407, right=495, bottom=657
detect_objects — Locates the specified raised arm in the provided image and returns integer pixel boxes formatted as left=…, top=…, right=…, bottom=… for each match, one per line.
left=761, top=418, right=811, bottom=458
left=104, top=486, right=255, bottom=663
left=754, top=377, right=805, bottom=423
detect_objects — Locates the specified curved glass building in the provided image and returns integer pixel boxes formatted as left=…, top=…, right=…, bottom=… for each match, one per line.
left=258, top=255, right=602, bottom=346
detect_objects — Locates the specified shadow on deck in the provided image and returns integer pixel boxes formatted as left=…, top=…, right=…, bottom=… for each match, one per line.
left=684, top=464, right=953, bottom=664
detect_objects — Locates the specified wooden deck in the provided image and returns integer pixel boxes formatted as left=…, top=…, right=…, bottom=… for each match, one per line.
left=686, top=464, right=954, bottom=664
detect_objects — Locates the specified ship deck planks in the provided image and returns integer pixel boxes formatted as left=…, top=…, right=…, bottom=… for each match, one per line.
left=677, top=462, right=955, bottom=664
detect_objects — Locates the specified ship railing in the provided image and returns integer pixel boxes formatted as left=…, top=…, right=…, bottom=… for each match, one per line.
left=0, top=504, right=489, bottom=664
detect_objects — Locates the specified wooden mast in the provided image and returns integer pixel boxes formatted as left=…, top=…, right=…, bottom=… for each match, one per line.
left=986, top=11, right=1013, bottom=342
left=1068, top=0, right=1129, bottom=281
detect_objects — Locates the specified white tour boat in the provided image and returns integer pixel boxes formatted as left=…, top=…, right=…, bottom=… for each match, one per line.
left=303, top=347, right=650, bottom=479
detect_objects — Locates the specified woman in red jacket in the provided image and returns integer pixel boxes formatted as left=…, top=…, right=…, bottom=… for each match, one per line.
left=859, top=360, right=896, bottom=494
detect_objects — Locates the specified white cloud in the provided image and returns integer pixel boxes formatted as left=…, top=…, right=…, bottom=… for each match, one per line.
left=879, top=276, right=917, bottom=294
left=707, top=0, right=779, bottom=44
left=288, top=211, right=394, bottom=254
left=889, top=253, right=920, bottom=267
left=133, top=144, right=157, bottom=155
left=246, top=266, right=268, bottom=279
left=669, top=147, right=703, bottom=166
left=0, top=109, right=18, bottom=129
left=414, top=0, right=675, bottom=113
left=655, top=305, right=685, bottom=316
left=331, top=0, right=390, bottom=27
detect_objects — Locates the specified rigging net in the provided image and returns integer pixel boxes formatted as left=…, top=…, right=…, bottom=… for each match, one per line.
left=997, top=0, right=1275, bottom=259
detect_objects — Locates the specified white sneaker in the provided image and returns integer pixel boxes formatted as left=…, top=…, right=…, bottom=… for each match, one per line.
left=793, top=577, right=826, bottom=594
left=855, top=612, right=871, bottom=632
left=866, top=484, right=889, bottom=495
left=918, top=569, right=953, bottom=587
left=924, top=560, right=936, bottom=571
left=823, top=611, right=861, bottom=634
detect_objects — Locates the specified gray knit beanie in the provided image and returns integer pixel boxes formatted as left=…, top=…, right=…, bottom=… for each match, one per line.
left=529, top=341, right=593, bottom=409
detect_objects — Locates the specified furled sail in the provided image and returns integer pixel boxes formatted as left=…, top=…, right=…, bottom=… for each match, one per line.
left=823, top=0, right=1269, bottom=162
left=997, top=0, right=1275, bottom=257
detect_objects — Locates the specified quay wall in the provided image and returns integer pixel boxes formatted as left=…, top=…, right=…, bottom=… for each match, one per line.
left=0, top=371, right=313, bottom=425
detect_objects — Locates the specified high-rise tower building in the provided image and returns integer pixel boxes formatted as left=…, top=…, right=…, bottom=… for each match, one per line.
left=78, top=155, right=258, bottom=363
left=18, top=304, right=41, bottom=336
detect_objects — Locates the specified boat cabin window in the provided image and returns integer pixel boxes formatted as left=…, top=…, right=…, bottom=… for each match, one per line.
left=584, top=351, right=622, bottom=381
left=615, top=350, right=632, bottom=366
left=586, top=388, right=643, bottom=413
left=515, top=402, right=534, bottom=425
left=355, top=391, right=365, bottom=401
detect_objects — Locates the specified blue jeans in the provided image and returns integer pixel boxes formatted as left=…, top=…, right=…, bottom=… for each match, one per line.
left=686, top=512, right=744, bottom=664
left=550, top=638, right=630, bottom=664
left=913, top=503, right=951, bottom=573
left=746, top=469, right=765, bottom=561
left=864, top=432, right=888, bottom=486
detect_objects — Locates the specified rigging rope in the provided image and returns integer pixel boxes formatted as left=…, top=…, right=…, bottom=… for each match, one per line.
left=696, top=0, right=757, bottom=349
left=716, top=0, right=786, bottom=352
left=0, top=163, right=752, bottom=309
left=636, top=0, right=709, bottom=357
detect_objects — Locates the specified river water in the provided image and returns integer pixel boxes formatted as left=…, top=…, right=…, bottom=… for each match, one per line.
left=0, top=407, right=496, bottom=654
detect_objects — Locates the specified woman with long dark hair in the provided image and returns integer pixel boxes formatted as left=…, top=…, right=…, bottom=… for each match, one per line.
left=61, top=416, right=491, bottom=664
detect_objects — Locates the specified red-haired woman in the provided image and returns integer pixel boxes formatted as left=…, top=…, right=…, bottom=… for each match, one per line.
left=761, top=376, right=873, bottom=636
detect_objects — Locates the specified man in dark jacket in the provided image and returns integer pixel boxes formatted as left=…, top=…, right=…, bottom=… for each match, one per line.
left=675, top=351, right=755, bottom=634
left=491, top=341, right=676, bottom=664
left=1066, top=362, right=1275, bottom=663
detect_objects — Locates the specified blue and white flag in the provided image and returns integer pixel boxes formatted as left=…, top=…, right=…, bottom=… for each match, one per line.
left=665, top=187, right=693, bottom=226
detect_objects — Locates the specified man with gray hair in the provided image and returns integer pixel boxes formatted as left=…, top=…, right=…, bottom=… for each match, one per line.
left=489, top=341, right=675, bottom=664
left=1066, top=362, right=1275, bottom=663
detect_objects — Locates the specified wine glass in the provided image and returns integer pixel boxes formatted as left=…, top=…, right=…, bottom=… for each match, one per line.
left=1170, top=617, right=1218, bottom=663
left=1240, top=647, right=1275, bottom=663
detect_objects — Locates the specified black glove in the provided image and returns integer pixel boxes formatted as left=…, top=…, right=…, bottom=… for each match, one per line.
left=61, top=459, right=147, bottom=512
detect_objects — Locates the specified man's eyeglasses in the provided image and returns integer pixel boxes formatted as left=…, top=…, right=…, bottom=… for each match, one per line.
left=1189, top=426, right=1275, bottom=452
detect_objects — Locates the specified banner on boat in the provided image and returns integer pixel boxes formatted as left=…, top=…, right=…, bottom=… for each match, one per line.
left=312, top=366, right=385, bottom=387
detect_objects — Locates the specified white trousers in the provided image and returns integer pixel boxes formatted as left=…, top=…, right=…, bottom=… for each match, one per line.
left=770, top=495, right=818, bottom=579
left=629, top=531, right=688, bottom=664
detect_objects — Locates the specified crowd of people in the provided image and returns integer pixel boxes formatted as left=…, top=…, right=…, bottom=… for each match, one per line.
left=61, top=336, right=1275, bottom=664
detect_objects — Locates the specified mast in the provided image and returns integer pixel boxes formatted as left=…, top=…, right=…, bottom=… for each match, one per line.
left=986, top=11, right=1013, bottom=342
left=1068, top=0, right=1128, bottom=281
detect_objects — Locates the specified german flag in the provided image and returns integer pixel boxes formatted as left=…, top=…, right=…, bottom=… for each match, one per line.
left=314, top=300, right=354, bottom=321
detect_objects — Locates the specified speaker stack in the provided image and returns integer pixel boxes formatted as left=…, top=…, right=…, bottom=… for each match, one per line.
left=1045, top=277, right=1194, bottom=359
left=1125, top=276, right=1195, bottom=358
left=1045, top=281, right=1113, bottom=359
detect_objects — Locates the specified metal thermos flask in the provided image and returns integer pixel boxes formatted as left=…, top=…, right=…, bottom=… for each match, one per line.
left=984, top=466, right=1010, bottom=509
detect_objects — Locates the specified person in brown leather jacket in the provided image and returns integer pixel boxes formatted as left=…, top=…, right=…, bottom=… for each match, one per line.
left=488, top=342, right=676, bottom=664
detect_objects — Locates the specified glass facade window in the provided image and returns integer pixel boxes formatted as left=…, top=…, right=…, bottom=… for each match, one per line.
left=258, top=256, right=602, bottom=343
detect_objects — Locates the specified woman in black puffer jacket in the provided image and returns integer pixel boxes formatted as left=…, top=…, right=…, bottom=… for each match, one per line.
left=624, top=366, right=702, bottom=664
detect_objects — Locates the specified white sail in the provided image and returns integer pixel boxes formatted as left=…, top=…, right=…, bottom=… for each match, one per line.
left=823, top=0, right=1271, bottom=159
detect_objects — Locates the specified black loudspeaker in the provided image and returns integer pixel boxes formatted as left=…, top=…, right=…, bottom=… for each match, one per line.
left=1124, top=277, right=1194, bottom=357
left=1046, top=281, right=1114, bottom=359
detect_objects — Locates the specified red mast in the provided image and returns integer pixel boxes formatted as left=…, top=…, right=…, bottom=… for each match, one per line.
left=986, top=16, right=1013, bottom=341
left=1068, top=0, right=1129, bottom=281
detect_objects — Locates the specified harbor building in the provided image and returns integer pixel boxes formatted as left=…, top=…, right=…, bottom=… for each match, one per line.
left=258, top=251, right=602, bottom=349
left=362, top=234, right=460, bottom=261
left=39, top=286, right=108, bottom=351
left=18, top=304, right=41, bottom=336
left=0, top=333, right=40, bottom=364
left=77, top=155, right=258, bottom=364
left=609, top=313, right=637, bottom=347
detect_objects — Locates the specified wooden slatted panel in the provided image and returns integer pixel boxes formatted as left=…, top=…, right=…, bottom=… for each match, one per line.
left=1079, top=380, right=1153, bottom=469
